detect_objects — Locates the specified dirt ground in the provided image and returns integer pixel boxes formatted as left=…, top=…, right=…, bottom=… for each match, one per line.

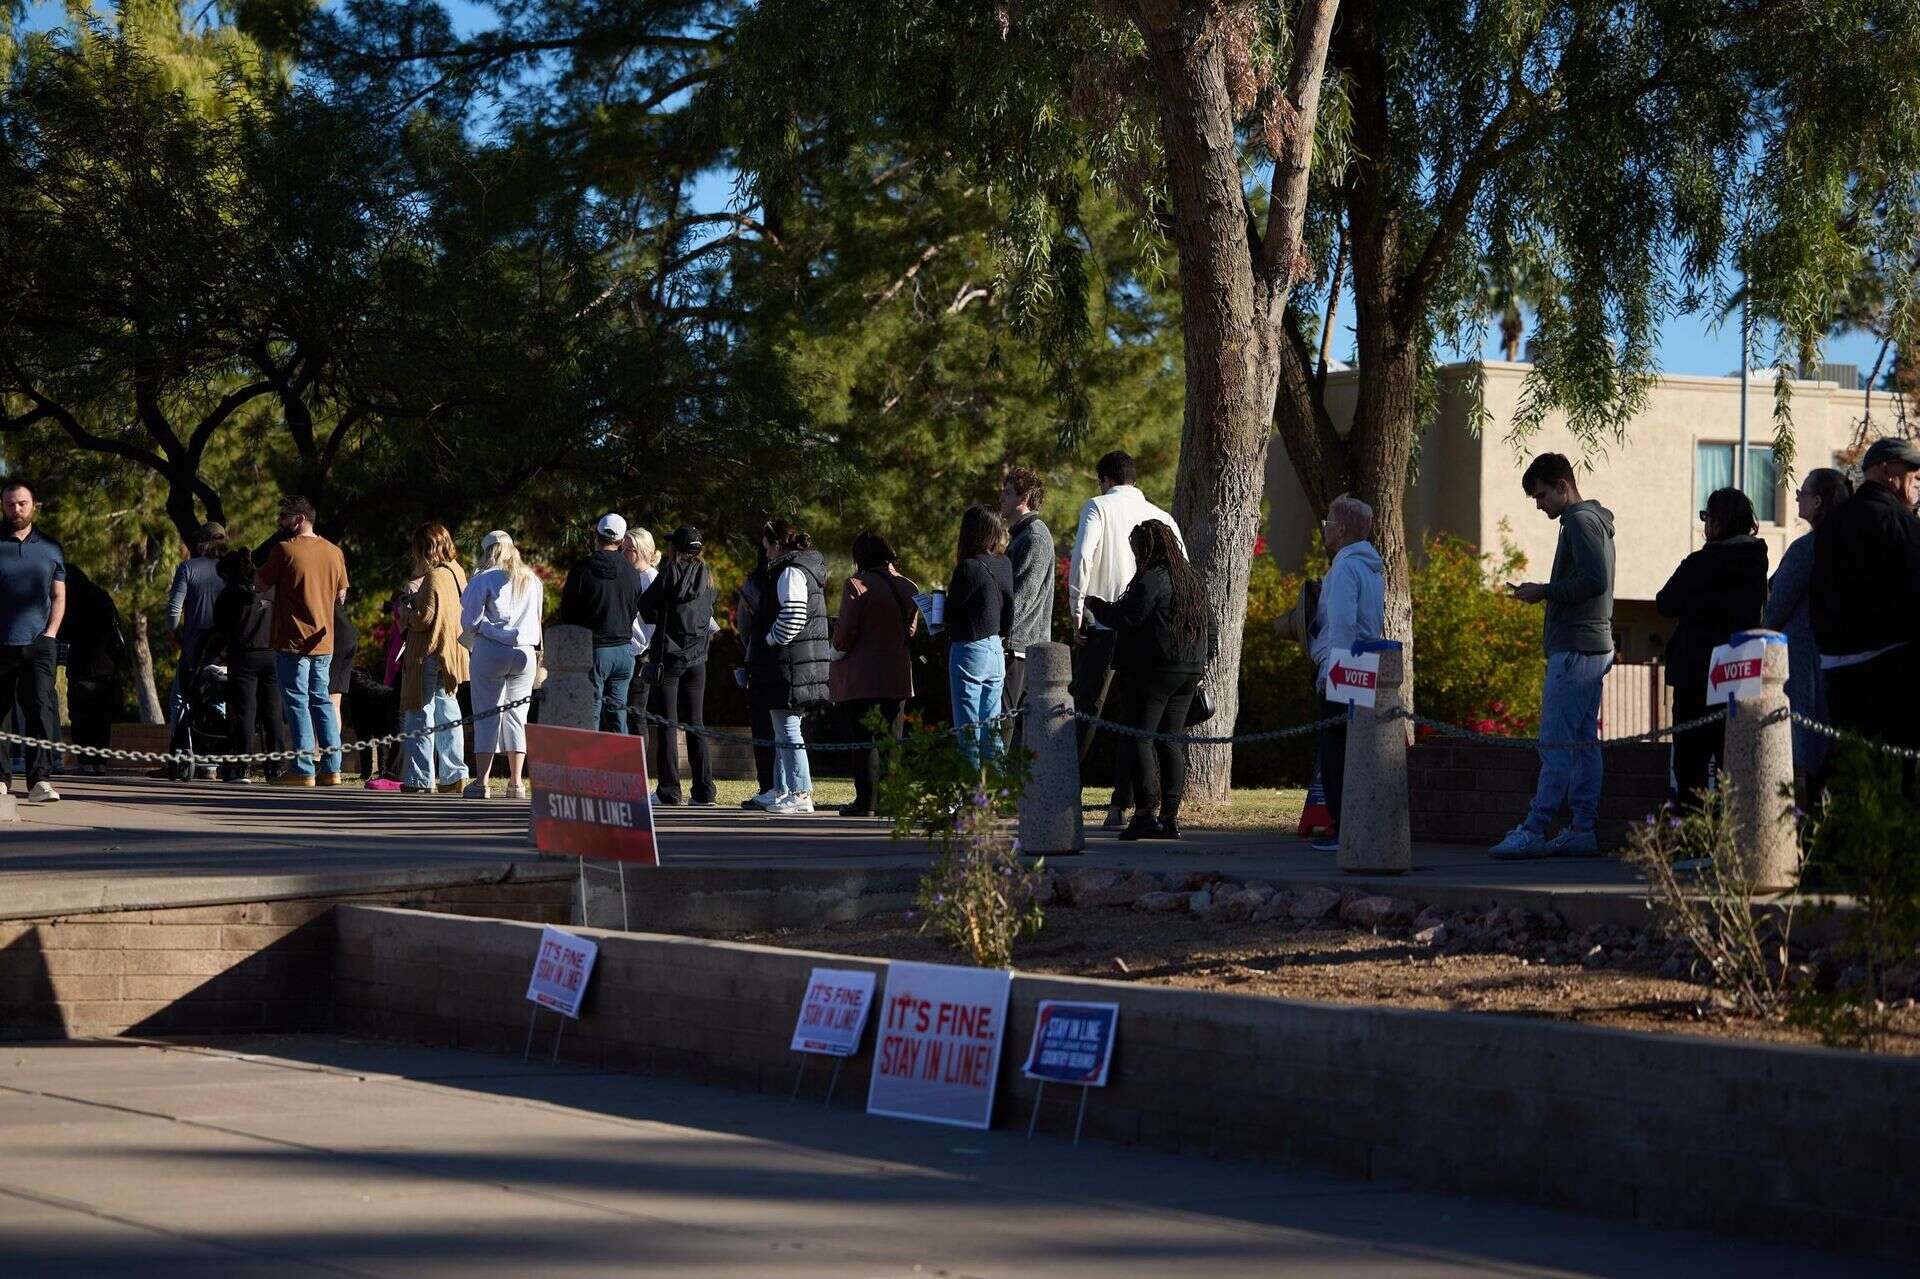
left=729, top=906, right=1920, bottom=1056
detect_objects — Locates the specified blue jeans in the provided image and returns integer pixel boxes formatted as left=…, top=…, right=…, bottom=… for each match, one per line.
left=591, top=645, right=635, bottom=734
left=402, top=655, right=467, bottom=789
left=772, top=711, right=811, bottom=796
left=949, top=637, right=1006, bottom=768
left=1524, top=650, right=1612, bottom=834
left=275, top=652, right=342, bottom=778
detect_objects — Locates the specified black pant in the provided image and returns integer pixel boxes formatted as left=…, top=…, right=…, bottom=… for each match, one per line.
left=1824, top=649, right=1920, bottom=796
left=841, top=697, right=904, bottom=808
left=749, top=692, right=776, bottom=793
left=225, top=650, right=285, bottom=779
left=653, top=664, right=714, bottom=804
left=1001, top=656, right=1027, bottom=749
left=626, top=672, right=654, bottom=740
left=0, top=637, right=60, bottom=787
left=1669, top=681, right=1725, bottom=812
left=67, top=673, right=120, bottom=755
left=1317, top=696, right=1348, bottom=829
left=1122, top=668, right=1198, bottom=820
left=1072, top=628, right=1133, bottom=811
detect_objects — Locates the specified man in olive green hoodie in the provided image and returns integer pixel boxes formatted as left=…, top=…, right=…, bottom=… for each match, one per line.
left=1494, top=453, right=1616, bottom=858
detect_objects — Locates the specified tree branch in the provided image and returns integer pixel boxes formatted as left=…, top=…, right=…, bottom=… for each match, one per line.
left=1401, top=83, right=1545, bottom=314
left=867, top=241, right=946, bottom=309
left=1259, top=0, right=1343, bottom=282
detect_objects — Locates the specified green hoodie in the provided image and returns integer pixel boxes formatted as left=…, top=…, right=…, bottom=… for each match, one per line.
left=1542, top=499, right=1616, bottom=655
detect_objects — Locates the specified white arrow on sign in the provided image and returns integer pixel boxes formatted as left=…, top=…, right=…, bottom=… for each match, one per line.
left=1705, top=637, right=1767, bottom=705
left=1325, top=649, right=1380, bottom=709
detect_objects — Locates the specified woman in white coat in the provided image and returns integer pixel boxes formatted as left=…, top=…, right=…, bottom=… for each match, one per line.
left=460, top=530, right=544, bottom=798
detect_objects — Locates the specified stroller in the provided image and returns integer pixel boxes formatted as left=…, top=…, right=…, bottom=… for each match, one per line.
left=168, top=661, right=232, bottom=780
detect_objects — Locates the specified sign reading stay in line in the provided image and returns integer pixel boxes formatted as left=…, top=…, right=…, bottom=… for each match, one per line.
left=790, top=967, right=877, bottom=1058
left=525, top=926, right=598, bottom=1020
left=526, top=723, right=660, bottom=864
left=867, top=961, right=1012, bottom=1130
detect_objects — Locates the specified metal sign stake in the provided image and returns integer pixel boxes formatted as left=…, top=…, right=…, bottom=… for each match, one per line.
left=1074, top=1085, right=1090, bottom=1146
left=1027, top=1081, right=1046, bottom=1139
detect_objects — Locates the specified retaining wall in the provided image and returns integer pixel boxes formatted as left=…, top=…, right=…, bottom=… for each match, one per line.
left=334, top=904, right=1918, bottom=1261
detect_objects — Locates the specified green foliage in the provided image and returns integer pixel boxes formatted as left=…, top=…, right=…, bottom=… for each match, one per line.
left=875, top=714, right=1042, bottom=970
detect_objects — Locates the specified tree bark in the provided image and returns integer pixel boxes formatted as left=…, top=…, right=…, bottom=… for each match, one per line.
left=129, top=612, right=164, bottom=726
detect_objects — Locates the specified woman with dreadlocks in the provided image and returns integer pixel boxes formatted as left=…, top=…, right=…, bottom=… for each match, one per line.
left=1083, top=519, right=1214, bottom=840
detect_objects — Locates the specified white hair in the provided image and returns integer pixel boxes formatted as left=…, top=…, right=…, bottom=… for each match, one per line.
left=1328, top=494, right=1374, bottom=543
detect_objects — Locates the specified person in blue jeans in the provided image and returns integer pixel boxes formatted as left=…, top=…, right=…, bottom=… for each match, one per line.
left=946, top=505, right=1014, bottom=769
left=1494, top=453, right=1617, bottom=858
left=397, top=522, right=470, bottom=794
left=256, top=496, right=349, bottom=786
left=558, top=512, right=648, bottom=733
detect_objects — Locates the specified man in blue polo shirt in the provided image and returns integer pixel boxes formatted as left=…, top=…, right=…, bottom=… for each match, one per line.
left=1, top=478, right=67, bottom=802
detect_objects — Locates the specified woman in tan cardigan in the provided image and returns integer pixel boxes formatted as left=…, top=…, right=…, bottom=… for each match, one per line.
left=829, top=530, right=919, bottom=816
left=396, top=522, right=470, bottom=794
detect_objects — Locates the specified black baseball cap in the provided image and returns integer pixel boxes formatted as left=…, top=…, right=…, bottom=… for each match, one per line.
left=1861, top=437, right=1920, bottom=471
left=668, top=525, right=703, bottom=551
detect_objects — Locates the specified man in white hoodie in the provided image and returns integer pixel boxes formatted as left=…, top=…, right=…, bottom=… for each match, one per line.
left=1307, top=495, right=1385, bottom=852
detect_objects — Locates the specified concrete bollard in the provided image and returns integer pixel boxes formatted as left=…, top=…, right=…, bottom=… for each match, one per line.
left=1722, top=631, right=1800, bottom=892
left=0, top=793, right=16, bottom=823
left=1019, top=642, right=1085, bottom=856
left=1339, top=639, right=1411, bottom=874
left=541, top=624, right=599, bottom=731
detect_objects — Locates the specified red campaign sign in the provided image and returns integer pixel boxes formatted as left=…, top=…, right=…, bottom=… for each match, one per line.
left=527, top=723, right=659, bottom=864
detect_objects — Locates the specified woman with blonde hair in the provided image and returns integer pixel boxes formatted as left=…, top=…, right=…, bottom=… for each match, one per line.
left=460, top=529, right=543, bottom=798
left=396, top=522, right=470, bottom=794
left=621, top=528, right=662, bottom=739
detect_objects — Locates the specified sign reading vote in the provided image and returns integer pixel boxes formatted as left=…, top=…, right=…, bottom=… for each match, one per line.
left=525, top=926, right=598, bottom=1019
left=1325, top=648, right=1380, bottom=708
left=867, top=961, right=1012, bottom=1130
left=527, top=723, right=659, bottom=864
left=790, top=967, right=877, bottom=1057
left=1707, top=635, right=1771, bottom=705
left=1022, top=1000, right=1118, bottom=1087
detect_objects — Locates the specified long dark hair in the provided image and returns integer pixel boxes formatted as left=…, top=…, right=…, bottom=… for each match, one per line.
left=1801, top=467, right=1853, bottom=523
left=761, top=518, right=811, bottom=556
left=851, top=530, right=898, bottom=574
left=1703, top=487, right=1758, bottom=540
left=955, top=505, right=1005, bottom=563
left=1131, top=520, right=1205, bottom=644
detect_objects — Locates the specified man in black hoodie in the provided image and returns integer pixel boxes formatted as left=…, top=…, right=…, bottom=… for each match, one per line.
left=1811, top=437, right=1920, bottom=782
left=560, top=513, right=649, bottom=733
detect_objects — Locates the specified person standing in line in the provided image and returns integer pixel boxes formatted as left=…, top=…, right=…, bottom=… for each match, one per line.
left=1810, top=436, right=1920, bottom=788
left=460, top=529, right=542, bottom=800
left=747, top=519, right=830, bottom=815
left=999, top=466, right=1054, bottom=745
left=1655, top=488, right=1769, bottom=812
left=1493, top=453, right=1617, bottom=858
left=396, top=522, right=470, bottom=795
left=1067, top=450, right=1183, bottom=827
left=1763, top=467, right=1853, bottom=782
left=733, top=552, right=779, bottom=807
left=640, top=526, right=720, bottom=808
left=947, top=505, right=1014, bottom=769
left=0, top=478, right=65, bottom=803
left=621, top=528, right=662, bottom=741
left=1084, top=520, right=1214, bottom=841
left=328, top=597, right=360, bottom=773
left=256, top=495, right=349, bottom=787
left=1304, top=496, right=1385, bottom=853
left=829, top=530, right=919, bottom=817
left=59, top=561, right=131, bottom=773
left=559, top=513, right=648, bottom=734
left=211, top=546, right=285, bottom=783
left=165, top=521, right=227, bottom=780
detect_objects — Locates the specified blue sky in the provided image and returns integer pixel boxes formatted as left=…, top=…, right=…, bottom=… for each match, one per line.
left=18, top=0, right=1887, bottom=382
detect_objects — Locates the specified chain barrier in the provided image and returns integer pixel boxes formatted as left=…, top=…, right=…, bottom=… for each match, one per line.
left=1068, top=710, right=1347, bottom=745
left=635, top=708, right=1011, bottom=752
left=1789, top=710, right=1920, bottom=762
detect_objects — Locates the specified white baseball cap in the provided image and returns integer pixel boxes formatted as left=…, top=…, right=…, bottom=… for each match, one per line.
left=595, top=513, right=627, bottom=541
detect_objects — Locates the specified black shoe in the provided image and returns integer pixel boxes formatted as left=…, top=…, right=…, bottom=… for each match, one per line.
left=1144, top=817, right=1181, bottom=840
left=652, top=791, right=683, bottom=807
left=838, top=803, right=877, bottom=817
left=688, top=796, right=718, bottom=808
left=1117, top=814, right=1158, bottom=842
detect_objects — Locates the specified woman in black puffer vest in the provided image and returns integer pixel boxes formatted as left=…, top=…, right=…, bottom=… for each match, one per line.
left=746, top=519, right=830, bottom=815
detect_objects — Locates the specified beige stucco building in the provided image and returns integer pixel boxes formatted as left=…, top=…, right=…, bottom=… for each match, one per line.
left=1266, top=361, right=1869, bottom=662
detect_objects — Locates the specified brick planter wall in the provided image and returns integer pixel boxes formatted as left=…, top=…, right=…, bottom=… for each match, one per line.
left=1409, top=740, right=1669, bottom=849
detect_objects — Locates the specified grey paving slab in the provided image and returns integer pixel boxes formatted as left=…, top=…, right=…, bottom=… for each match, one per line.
left=0, top=1036, right=1892, bottom=1278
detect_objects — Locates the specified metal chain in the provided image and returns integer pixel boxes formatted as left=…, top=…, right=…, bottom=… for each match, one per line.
left=1070, top=710, right=1347, bottom=745
left=1391, top=706, right=1734, bottom=750
left=0, top=696, right=532, bottom=768
left=636, top=708, right=1011, bottom=752
left=1789, top=710, right=1920, bottom=761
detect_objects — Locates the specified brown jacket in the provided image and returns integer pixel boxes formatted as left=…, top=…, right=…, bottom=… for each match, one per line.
left=830, top=569, right=919, bottom=703
left=398, top=560, right=470, bottom=711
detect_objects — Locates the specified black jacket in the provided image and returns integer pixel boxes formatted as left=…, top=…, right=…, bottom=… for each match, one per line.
left=946, top=554, right=1014, bottom=644
left=747, top=548, right=831, bottom=711
left=639, top=559, right=717, bottom=676
left=1085, top=564, right=1213, bottom=676
left=1811, top=483, right=1920, bottom=657
left=212, top=579, right=274, bottom=660
left=1654, top=535, right=1769, bottom=692
left=559, top=549, right=648, bottom=648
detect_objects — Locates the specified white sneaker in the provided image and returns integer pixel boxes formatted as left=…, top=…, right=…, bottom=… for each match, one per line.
left=766, top=792, right=814, bottom=815
left=504, top=782, right=529, bottom=801
left=742, top=788, right=780, bottom=810
left=27, top=780, right=60, bottom=804
left=1489, top=825, right=1548, bottom=859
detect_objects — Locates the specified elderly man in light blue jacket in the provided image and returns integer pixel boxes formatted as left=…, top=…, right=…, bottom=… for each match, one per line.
left=1307, top=495, right=1386, bottom=852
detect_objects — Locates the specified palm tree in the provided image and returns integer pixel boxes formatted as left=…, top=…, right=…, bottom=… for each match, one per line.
left=1476, top=247, right=1553, bottom=362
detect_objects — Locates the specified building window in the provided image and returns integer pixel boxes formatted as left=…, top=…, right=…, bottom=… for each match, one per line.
left=1695, top=444, right=1778, bottom=525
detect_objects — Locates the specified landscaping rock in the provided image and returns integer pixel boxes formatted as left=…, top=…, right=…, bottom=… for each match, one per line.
left=1413, top=924, right=1447, bottom=947
left=1251, top=891, right=1297, bottom=924
left=1208, top=887, right=1273, bottom=925
left=1031, top=871, right=1061, bottom=907
left=1412, top=906, right=1448, bottom=931
left=1340, top=895, right=1417, bottom=930
left=1077, top=870, right=1161, bottom=909
left=1289, top=886, right=1343, bottom=922
left=1188, top=888, right=1214, bottom=915
left=1134, top=891, right=1190, bottom=914
left=1064, top=869, right=1123, bottom=907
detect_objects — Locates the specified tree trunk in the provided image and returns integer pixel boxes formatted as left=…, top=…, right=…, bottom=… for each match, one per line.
left=129, top=612, right=164, bottom=725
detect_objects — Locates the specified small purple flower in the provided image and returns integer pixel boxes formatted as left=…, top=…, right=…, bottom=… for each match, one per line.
left=1668, top=818, right=1683, bottom=830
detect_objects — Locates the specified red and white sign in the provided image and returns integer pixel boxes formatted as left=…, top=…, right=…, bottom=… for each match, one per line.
left=866, top=961, right=1013, bottom=1130
left=525, top=926, right=598, bottom=1019
left=527, top=723, right=659, bottom=864
left=1324, top=648, right=1380, bottom=708
left=1707, top=637, right=1768, bottom=705
left=790, top=967, right=878, bottom=1058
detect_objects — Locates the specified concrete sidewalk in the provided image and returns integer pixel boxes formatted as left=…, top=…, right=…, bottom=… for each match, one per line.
left=0, top=1036, right=1888, bottom=1277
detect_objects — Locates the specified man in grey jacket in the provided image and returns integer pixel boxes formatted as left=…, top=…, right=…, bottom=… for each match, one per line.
left=1000, top=466, right=1055, bottom=742
left=1494, top=453, right=1617, bottom=858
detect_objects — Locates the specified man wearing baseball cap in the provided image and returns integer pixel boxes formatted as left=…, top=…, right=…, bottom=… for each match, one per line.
left=559, top=512, right=649, bottom=732
left=1810, top=436, right=1920, bottom=778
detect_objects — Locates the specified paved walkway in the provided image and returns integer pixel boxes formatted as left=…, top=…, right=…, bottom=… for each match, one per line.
left=0, top=1036, right=1886, bottom=1277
